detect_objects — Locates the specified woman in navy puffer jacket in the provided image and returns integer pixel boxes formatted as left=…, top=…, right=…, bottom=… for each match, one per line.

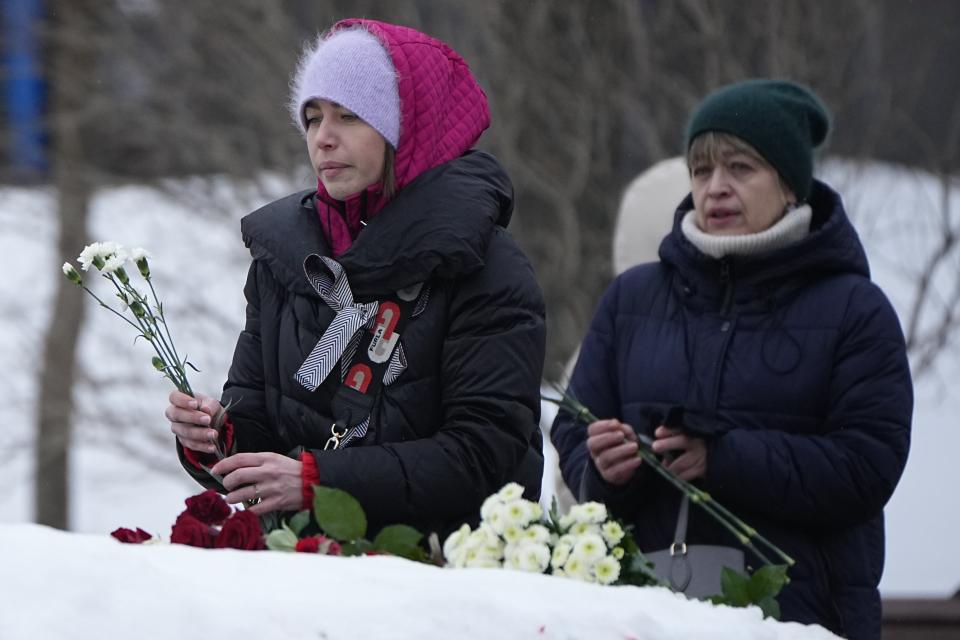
left=551, top=80, right=911, bottom=639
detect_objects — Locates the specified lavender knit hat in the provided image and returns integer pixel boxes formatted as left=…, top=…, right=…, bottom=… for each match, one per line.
left=289, top=27, right=400, bottom=148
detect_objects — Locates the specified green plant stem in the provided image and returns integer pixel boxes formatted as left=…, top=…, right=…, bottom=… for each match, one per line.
left=105, top=276, right=189, bottom=393
left=84, top=283, right=183, bottom=390
left=144, top=276, right=192, bottom=394
left=132, top=280, right=193, bottom=397
left=82, top=285, right=143, bottom=332
left=634, top=448, right=775, bottom=566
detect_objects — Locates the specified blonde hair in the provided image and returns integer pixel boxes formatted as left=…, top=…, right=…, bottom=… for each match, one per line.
left=687, top=131, right=794, bottom=200
left=687, top=131, right=767, bottom=172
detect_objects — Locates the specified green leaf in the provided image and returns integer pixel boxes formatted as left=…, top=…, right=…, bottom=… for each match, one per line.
left=747, top=564, right=789, bottom=601
left=339, top=538, right=374, bottom=557
left=373, top=525, right=425, bottom=561
left=744, top=564, right=789, bottom=619
left=289, top=510, right=311, bottom=536
left=757, top=596, right=781, bottom=620
left=313, top=486, right=367, bottom=542
left=548, top=496, right=562, bottom=529
left=713, top=565, right=789, bottom=619
left=265, top=528, right=298, bottom=551
left=718, top=566, right=751, bottom=606
left=185, top=360, right=201, bottom=372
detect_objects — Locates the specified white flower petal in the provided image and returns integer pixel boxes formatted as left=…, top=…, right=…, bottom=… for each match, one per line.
left=130, top=247, right=152, bottom=261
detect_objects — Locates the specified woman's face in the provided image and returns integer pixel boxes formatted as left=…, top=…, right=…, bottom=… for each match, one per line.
left=690, top=140, right=795, bottom=236
left=305, top=99, right=387, bottom=200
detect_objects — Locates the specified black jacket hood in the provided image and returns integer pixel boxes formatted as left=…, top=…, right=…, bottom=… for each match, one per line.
left=241, top=150, right=514, bottom=299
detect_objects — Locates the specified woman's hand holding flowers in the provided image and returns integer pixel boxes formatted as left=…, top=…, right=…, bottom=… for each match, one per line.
left=586, top=419, right=642, bottom=486
left=651, top=426, right=707, bottom=481
left=212, top=453, right=304, bottom=515
left=166, top=389, right=223, bottom=454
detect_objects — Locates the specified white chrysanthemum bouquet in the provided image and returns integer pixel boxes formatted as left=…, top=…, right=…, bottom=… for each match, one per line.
left=443, top=483, right=660, bottom=586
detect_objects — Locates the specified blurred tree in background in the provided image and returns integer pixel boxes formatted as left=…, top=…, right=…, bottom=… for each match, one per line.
left=2, top=0, right=959, bottom=524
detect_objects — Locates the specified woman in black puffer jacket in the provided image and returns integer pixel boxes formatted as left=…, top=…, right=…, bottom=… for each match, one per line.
left=165, top=19, right=545, bottom=539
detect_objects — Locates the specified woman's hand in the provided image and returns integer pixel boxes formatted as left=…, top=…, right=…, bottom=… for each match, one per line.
left=586, top=419, right=642, bottom=486
left=166, top=390, right=223, bottom=454
left=651, top=426, right=707, bottom=482
left=211, top=453, right=303, bottom=515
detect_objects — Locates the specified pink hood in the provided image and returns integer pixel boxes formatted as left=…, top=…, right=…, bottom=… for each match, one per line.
left=317, top=19, right=491, bottom=257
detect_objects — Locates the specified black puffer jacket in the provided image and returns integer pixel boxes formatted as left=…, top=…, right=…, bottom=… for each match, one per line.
left=182, top=151, right=546, bottom=537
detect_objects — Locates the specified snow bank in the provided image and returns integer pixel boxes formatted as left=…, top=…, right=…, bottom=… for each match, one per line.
left=0, top=524, right=838, bottom=640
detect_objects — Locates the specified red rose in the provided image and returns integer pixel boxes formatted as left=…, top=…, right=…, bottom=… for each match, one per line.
left=295, top=535, right=341, bottom=555
left=184, top=490, right=231, bottom=526
left=214, top=510, right=265, bottom=551
left=295, top=536, right=322, bottom=553
left=170, top=512, right=216, bottom=548
left=110, top=527, right=153, bottom=543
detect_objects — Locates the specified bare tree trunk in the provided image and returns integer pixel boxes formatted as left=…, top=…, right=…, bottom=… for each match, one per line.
left=33, top=0, right=93, bottom=529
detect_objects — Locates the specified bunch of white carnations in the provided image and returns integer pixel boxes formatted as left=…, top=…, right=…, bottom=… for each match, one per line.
left=63, top=241, right=195, bottom=395
left=443, top=483, right=646, bottom=586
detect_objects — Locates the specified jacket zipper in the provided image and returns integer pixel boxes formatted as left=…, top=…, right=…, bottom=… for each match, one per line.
left=719, top=258, right=734, bottom=315
left=712, top=258, right=734, bottom=405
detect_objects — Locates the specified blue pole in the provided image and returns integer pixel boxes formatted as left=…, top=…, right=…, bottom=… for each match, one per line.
left=3, top=0, right=47, bottom=179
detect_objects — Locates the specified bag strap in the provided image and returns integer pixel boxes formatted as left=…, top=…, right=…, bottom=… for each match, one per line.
left=325, top=283, right=424, bottom=450
left=669, top=495, right=690, bottom=557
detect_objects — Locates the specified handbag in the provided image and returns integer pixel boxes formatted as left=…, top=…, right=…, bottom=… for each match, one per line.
left=646, top=495, right=746, bottom=598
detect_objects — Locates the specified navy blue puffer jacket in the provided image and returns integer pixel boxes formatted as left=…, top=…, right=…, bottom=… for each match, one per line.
left=552, top=181, right=911, bottom=639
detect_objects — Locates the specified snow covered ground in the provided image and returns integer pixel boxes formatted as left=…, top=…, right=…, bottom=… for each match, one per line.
left=1, top=158, right=958, bottom=610
left=0, top=523, right=839, bottom=640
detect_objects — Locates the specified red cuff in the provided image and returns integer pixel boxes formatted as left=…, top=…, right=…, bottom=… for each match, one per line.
left=182, top=415, right=235, bottom=470
left=300, top=451, right=320, bottom=509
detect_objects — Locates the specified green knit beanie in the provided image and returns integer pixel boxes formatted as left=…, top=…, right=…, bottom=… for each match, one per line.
left=685, top=79, right=831, bottom=202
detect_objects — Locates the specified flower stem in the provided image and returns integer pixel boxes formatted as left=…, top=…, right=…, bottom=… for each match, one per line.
left=144, top=276, right=193, bottom=395
left=99, top=276, right=190, bottom=394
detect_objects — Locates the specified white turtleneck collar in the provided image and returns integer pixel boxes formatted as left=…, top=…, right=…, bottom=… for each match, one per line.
left=680, top=204, right=812, bottom=259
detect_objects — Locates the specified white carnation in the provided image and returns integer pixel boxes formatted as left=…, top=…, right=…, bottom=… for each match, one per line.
left=506, top=542, right=550, bottom=573
left=570, top=522, right=601, bottom=537
left=101, top=255, right=125, bottom=274
left=78, top=243, right=101, bottom=271
left=482, top=501, right=507, bottom=536
left=601, top=521, right=625, bottom=546
left=463, top=543, right=502, bottom=568
left=97, top=241, right=124, bottom=259
left=129, top=247, right=152, bottom=261
left=502, top=524, right=524, bottom=545
left=594, top=555, right=621, bottom=585
left=571, top=533, right=607, bottom=564
left=502, top=499, right=540, bottom=528
left=525, top=500, right=543, bottom=522
left=443, top=524, right=473, bottom=567
left=469, top=526, right=504, bottom=559
left=551, top=541, right=572, bottom=569
left=496, top=482, right=525, bottom=502
left=480, top=493, right=502, bottom=521
left=503, top=501, right=528, bottom=526
left=562, top=556, right=593, bottom=583
left=523, top=524, right=551, bottom=545
left=570, top=502, right=607, bottom=525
